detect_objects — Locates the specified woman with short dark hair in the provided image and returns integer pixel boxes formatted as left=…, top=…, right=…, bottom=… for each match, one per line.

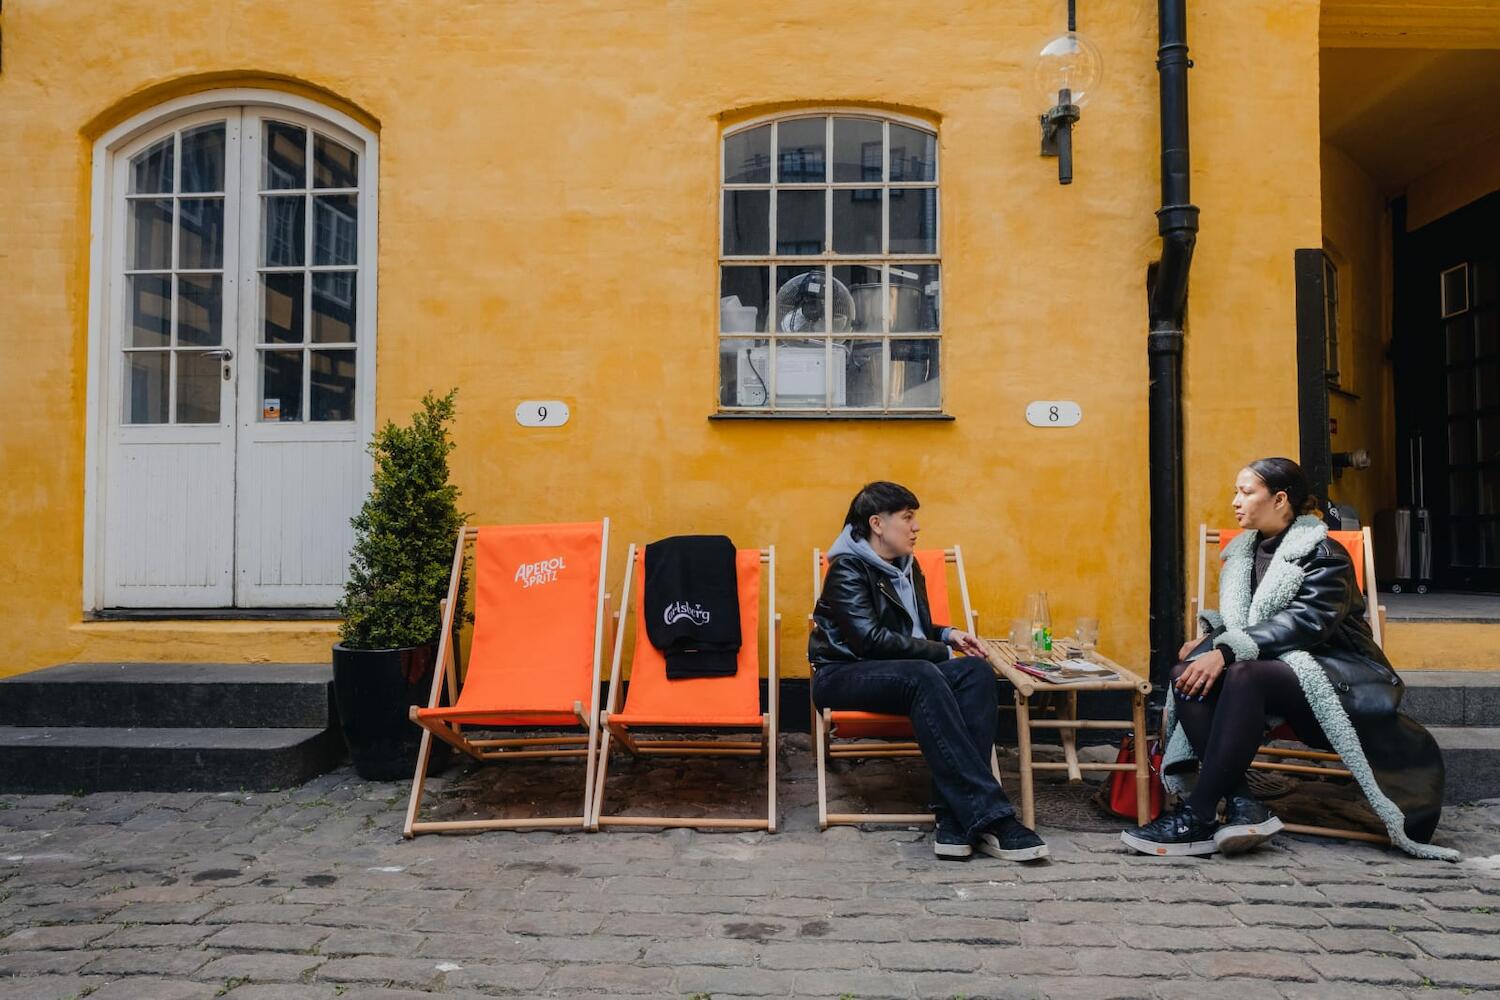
left=810, top=481, right=1048, bottom=862
left=1122, top=458, right=1454, bottom=860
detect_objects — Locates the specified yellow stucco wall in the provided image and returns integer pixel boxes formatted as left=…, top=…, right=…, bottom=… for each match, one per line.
left=1406, top=129, right=1500, bottom=232
left=0, top=0, right=1324, bottom=680
left=1319, top=141, right=1396, bottom=525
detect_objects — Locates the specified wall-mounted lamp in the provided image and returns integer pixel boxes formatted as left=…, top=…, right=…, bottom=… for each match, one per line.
left=1036, top=1, right=1102, bottom=185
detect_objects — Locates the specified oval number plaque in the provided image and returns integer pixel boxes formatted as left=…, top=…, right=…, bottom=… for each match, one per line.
left=515, top=400, right=570, bottom=428
left=1025, top=401, right=1082, bottom=428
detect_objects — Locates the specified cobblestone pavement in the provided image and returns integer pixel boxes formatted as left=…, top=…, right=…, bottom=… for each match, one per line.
left=3, top=736, right=1500, bottom=1000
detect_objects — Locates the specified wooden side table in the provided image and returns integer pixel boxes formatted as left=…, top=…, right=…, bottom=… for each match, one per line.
left=983, top=638, right=1154, bottom=829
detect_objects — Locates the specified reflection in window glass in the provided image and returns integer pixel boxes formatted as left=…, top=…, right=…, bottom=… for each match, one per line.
left=263, top=273, right=305, bottom=344
left=833, top=118, right=883, bottom=182
left=128, top=199, right=174, bottom=271
left=128, top=274, right=172, bottom=348
left=722, top=190, right=769, bottom=256
left=261, top=350, right=303, bottom=421
left=177, top=275, right=223, bottom=346
left=264, top=122, right=307, bottom=189
left=778, top=119, right=825, bottom=183
left=890, top=124, right=937, bottom=182
left=833, top=189, right=882, bottom=254
left=314, top=135, right=359, bottom=188
left=263, top=196, right=306, bottom=267
left=127, top=351, right=170, bottom=424
left=181, top=124, right=226, bottom=193
left=720, top=267, right=770, bottom=333
left=312, top=273, right=357, bottom=343
left=313, top=194, right=358, bottom=266
left=176, top=351, right=221, bottom=423
left=889, top=188, right=937, bottom=253
left=178, top=198, right=224, bottom=269
left=131, top=137, right=175, bottom=195
left=311, top=350, right=357, bottom=421
left=724, top=125, right=771, bottom=184
left=775, top=189, right=824, bottom=255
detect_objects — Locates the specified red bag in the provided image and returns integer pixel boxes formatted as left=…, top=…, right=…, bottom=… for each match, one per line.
left=1101, top=734, right=1165, bottom=822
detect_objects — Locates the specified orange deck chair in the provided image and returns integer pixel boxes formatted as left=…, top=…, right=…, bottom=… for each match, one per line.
left=590, top=544, right=779, bottom=831
left=810, top=545, right=1002, bottom=829
left=402, top=520, right=611, bottom=837
left=1192, top=523, right=1389, bottom=843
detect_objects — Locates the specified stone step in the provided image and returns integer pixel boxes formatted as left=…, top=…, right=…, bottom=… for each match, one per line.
left=0, top=662, right=333, bottom=729
left=0, top=726, right=344, bottom=793
left=1400, top=670, right=1500, bottom=727
left=1430, top=726, right=1500, bottom=804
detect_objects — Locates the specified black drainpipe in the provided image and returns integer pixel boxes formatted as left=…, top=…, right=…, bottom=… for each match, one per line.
left=1147, top=0, right=1199, bottom=688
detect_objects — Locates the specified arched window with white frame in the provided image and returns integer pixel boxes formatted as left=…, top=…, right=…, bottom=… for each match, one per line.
left=717, top=111, right=941, bottom=414
left=87, top=91, right=378, bottom=611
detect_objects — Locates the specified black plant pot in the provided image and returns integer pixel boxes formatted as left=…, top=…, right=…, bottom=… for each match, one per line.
left=332, top=642, right=452, bottom=781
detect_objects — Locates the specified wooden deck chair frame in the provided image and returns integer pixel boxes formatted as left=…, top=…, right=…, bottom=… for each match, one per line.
left=589, top=544, right=779, bottom=832
left=402, top=520, right=611, bottom=837
left=809, top=545, right=1002, bottom=829
left=1191, top=522, right=1390, bottom=844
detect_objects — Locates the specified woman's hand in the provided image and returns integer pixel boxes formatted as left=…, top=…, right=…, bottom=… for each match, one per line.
left=946, top=629, right=986, bottom=658
left=1174, top=648, right=1226, bottom=699
left=1177, top=638, right=1201, bottom=661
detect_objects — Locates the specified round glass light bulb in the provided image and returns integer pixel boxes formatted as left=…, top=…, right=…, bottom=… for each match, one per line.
left=1034, top=31, right=1103, bottom=109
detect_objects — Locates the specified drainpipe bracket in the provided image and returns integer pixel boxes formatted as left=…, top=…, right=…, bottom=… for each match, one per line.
left=1155, top=204, right=1200, bottom=235
left=1147, top=330, right=1184, bottom=355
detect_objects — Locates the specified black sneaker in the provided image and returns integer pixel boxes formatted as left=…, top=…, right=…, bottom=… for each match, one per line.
left=1214, top=795, right=1283, bottom=855
left=933, top=813, right=972, bottom=859
left=976, top=816, right=1049, bottom=862
left=1120, top=803, right=1219, bottom=857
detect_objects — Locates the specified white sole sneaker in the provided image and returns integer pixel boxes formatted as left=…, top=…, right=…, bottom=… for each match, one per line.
left=933, top=840, right=973, bottom=859
left=975, top=835, right=1050, bottom=862
left=1119, top=830, right=1217, bottom=857
left=1213, top=815, right=1284, bottom=855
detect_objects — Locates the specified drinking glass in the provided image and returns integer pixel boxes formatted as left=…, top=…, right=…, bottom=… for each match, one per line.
left=1075, top=617, right=1100, bottom=653
left=1008, top=618, right=1031, bottom=646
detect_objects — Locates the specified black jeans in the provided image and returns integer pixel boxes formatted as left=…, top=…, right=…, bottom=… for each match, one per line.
left=1171, top=658, right=1330, bottom=817
left=811, top=655, right=1014, bottom=839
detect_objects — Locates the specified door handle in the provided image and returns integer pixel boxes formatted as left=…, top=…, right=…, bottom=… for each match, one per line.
left=201, top=348, right=234, bottom=360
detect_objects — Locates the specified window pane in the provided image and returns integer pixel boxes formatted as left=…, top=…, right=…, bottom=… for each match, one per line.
left=1481, top=467, right=1500, bottom=515
left=777, top=118, right=826, bottom=183
left=128, top=199, right=173, bottom=270
left=835, top=266, right=882, bottom=333
left=176, top=351, right=221, bottom=423
left=260, top=350, right=303, bottom=421
left=1479, top=362, right=1500, bottom=409
left=1450, top=521, right=1477, bottom=566
left=314, top=134, right=359, bottom=188
left=130, top=137, right=174, bottom=195
left=312, top=272, right=357, bottom=343
left=313, top=194, right=358, bottom=265
left=177, top=275, right=223, bottom=347
left=834, top=338, right=882, bottom=408
left=263, top=273, right=305, bottom=344
left=723, top=125, right=770, bottom=184
left=1483, top=522, right=1500, bottom=569
left=177, top=197, right=224, bottom=269
left=1451, top=470, right=1478, bottom=516
left=775, top=265, right=826, bottom=333
left=718, top=337, right=770, bottom=407
left=722, top=190, right=769, bottom=256
left=774, top=338, right=830, bottom=407
left=719, top=266, right=770, bottom=333
left=1449, top=418, right=1475, bottom=465
left=832, top=189, right=882, bottom=254
left=264, top=122, right=307, bottom=189
left=1482, top=414, right=1500, bottom=463
left=1449, top=369, right=1476, bottom=415
left=890, top=264, right=941, bottom=332
left=889, top=339, right=941, bottom=407
left=1446, top=319, right=1474, bottom=365
left=889, top=125, right=936, bottom=182
left=833, top=118, right=883, bottom=182
left=128, top=274, right=172, bottom=348
left=1478, top=312, right=1499, bottom=359
left=126, top=352, right=170, bottom=424
left=776, top=189, right=824, bottom=255
left=180, top=123, right=226, bottom=193
left=1475, top=259, right=1498, bottom=309
left=263, top=196, right=306, bottom=267
left=889, top=188, right=937, bottom=253
left=311, top=350, right=356, bottom=421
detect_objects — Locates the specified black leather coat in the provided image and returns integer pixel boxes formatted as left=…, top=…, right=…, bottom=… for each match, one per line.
left=809, top=554, right=949, bottom=667
left=1192, top=538, right=1403, bottom=719
left=1193, top=536, right=1446, bottom=844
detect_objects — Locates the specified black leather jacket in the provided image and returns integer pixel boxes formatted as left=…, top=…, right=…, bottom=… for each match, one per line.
left=1193, top=537, right=1403, bottom=719
left=809, top=554, right=950, bottom=667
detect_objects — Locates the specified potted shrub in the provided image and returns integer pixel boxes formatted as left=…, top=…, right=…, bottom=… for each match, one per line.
left=333, top=389, right=466, bottom=780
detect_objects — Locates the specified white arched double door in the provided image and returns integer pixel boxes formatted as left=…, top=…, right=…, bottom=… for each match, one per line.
left=92, top=96, right=377, bottom=608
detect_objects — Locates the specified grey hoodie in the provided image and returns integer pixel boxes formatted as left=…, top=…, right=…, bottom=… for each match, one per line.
left=826, top=525, right=952, bottom=643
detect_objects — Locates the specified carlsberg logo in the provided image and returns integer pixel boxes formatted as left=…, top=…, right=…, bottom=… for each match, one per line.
left=515, top=556, right=566, bottom=588
left=663, top=601, right=711, bottom=626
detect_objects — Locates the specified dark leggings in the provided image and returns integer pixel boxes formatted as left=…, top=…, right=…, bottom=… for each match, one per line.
left=1170, top=658, right=1329, bottom=817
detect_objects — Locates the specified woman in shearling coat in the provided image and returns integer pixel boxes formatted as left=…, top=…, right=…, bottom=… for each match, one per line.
left=1121, top=457, right=1454, bottom=861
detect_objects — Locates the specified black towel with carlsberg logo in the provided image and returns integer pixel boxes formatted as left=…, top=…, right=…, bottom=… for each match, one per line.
left=644, top=534, right=742, bottom=679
